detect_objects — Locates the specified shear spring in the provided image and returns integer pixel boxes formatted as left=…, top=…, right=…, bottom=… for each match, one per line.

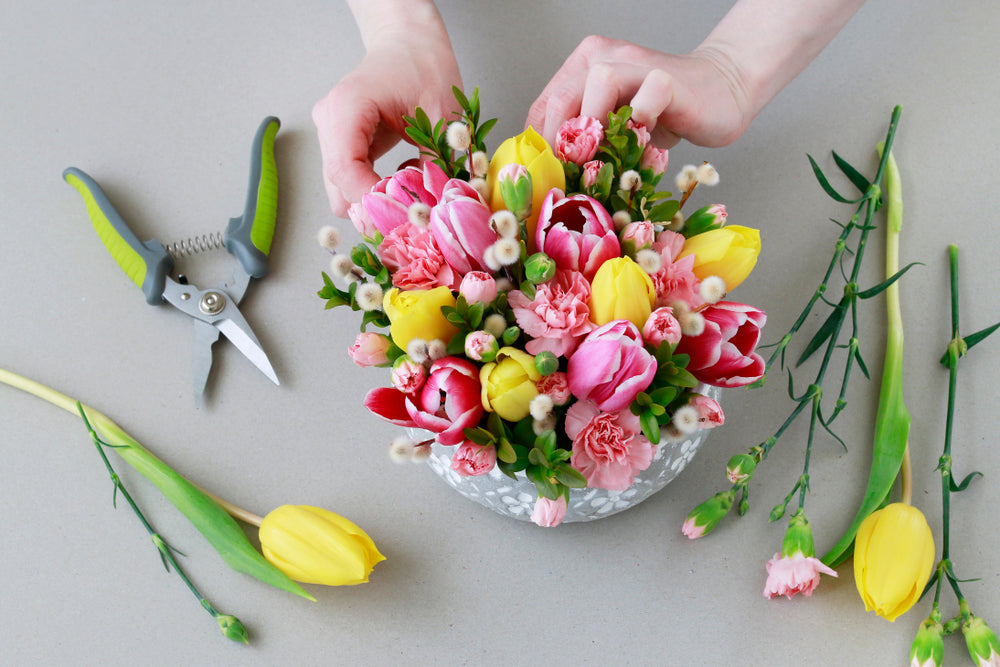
left=166, top=231, right=225, bottom=259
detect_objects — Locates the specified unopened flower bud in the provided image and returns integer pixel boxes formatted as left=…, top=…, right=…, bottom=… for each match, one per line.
left=524, top=252, right=557, bottom=284
left=446, top=121, right=472, bottom=151
left=502, top=325, right=521, bottom=346
left=497, top=163, right=533, bottom=220
left=681, top=489, right=735, bottom=539
left=533, top=350, right=559, bottom=376
left=963, top=616, right=1000, bottom=667
left=216, top=614, right=249, bottom=644
left=464, top=330, right=499, bottom=362
left=317, top=225, right=341, bottom=250
left=780, top=508, right=816, bottom=558
left=726, top=454, right=756, bottom=485
left=910, top=614, right=944, bottom=667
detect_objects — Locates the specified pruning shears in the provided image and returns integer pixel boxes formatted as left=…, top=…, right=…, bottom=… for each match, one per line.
left=63, top=116, right=282, bottom=405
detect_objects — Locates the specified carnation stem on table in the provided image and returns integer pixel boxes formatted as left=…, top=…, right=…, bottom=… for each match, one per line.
left=76, top=403, right=249, bottom=644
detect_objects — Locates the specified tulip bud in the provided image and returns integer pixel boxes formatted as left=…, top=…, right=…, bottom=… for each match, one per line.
left=589, top=256, right=656, bottom=329
left=524, top=252, right=557, bottom=284
left=259, top=505, right=385, bottom=586
left=726, top=454, right=756, bottom=485
left=854, top=503, right=936, bottom=622
left=910, top=614, right=944, bottom=667
left=964, top=615, right=1000, bottom=667
left=497, top=163, right=534, bottom=221
left=677, top=226, right=761, bottom=293
left=681, top=489, right=735, bottom=539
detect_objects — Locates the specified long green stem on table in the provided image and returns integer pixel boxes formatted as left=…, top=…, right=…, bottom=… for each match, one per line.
left=0, top=368, right=313, bottom=601
left=76, top=403, right=249, bottom=644
left=822, top=143, right=912, bottom=567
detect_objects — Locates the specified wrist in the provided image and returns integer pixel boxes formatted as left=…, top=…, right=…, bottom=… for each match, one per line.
left=348, top=0, right=450, bottom=52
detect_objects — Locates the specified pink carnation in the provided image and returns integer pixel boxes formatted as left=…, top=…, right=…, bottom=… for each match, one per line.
left=650, top=230, right=701, bottom=308
left=581, top=160, right=604, bottom=189
left=509, top=269, right=594, bottom=358
left=536, top=371, right=571, bottom=405
left=531, top=495, right=568, bottom=527
left=450, top=441, right=497, bottom=477
left=690, top=394, right=724, bottom=429
left=391, top=358, right=427, bottom=394
left=377, top=222, right=456, bottom=290
left=556, top=115, right=604, bottom=165
left=459, top=271, right=497, bottom=305
left=641, top=144, right=670, bottom=174
left=565, top=399, right=654, bottom=491
left=627, top=119, right=651, bottom=147
left=642, top=307, right=682, bottom=347
left=763, top=553, right=838, bottom=599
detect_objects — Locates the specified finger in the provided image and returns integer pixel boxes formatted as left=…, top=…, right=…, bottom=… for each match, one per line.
left=312, top=89, right=383, bottom=214
left=579, top=61, right=637, bottom=123
left=631, top=68, right=699, bottom=148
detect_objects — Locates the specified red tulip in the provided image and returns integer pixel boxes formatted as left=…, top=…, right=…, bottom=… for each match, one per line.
left=675, top=301, right=766, bottom=388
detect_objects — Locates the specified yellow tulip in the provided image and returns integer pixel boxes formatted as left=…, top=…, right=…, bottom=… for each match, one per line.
left=480, top=346, right=541, bottom=421
left=854, top=503, right=936, bottom=622
left=259, top=505, right=385, bottom=586
left=588, top=256, right=656, bottom=328
left=677, top=225, right=761, bottom=292
left=487, top=126, right=565, bottom=250
left=382, top=286, right=459, bottom=350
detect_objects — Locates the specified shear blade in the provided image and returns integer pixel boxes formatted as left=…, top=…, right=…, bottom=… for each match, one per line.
left=215, top=317, right=280, bottom=386
left=192, top=319, right=221, bottom=406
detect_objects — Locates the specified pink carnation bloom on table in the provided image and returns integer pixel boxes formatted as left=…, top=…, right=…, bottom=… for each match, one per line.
left=681, top=516, right=707, bottom=539
left=567, top=320, right=656, bottom=412
left=450, top=441, right=497, bottom=477
left=362, top=162, right=449, bottom=237
left=531, top=495, right=568, bottom=527
left=348, top=332, right=390, bottom=367
left=565, top=399, right=654, bottom=491
left=430, top=178, right=497, bottom=275
left=763, top=552, right=838, bottom=599
left=555, top=115, right=604, bottom=165
left=674, top=301, right=767, bottom=388
left=650, top=230, right=701, bottom=309
left=364, top=357, right=484, bottom=446
left=509, top=269, right=594, bottom=358
left=536, top=190, right=620, bottom=281
left=377, top=222, right=456, bottom=290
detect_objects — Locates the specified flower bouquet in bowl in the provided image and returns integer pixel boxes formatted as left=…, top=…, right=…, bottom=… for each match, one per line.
left=318, top=88, right=765, bottom=526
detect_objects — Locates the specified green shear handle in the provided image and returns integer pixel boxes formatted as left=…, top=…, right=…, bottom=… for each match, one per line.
left=62, top=167, right=173, bottom=305
left=225, top=116, right=280, bottom=279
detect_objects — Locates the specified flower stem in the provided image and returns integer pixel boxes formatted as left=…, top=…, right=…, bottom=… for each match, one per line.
left=77, top=403, right=249, bottom=643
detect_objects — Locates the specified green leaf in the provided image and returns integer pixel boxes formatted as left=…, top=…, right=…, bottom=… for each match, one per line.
left=497, top=438, right=517, bottom=464
left=951, top=470, right=983, bottom=492
left=939, top=320, right=1000, bottom=365
left=796, top=303, right=846, bottom=367
left=554, top=464, right=587, bottom=488
left=807, top=154, right=867, bottom=204
left=639, top=410, right=660, bottom=444
left=832, top=150, right=871, bottom=194
left=856, top=262, right=922, bottom=299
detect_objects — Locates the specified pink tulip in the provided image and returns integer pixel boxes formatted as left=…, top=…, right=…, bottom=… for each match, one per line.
left=674, top=301, right=766, bottom=387
left=347, top=332, right=390, bottom=367
left=362, top=162, right=449, bottom=237
left=430, top=179, right=497, bottom=275
left=364, top=357, right=484, bottom=446
left=555, top=115, right=604, bottom=165
left=531, top=495, right=568, bottom=527
left=450, top=441, right=497, bottom=477
left=536, top=190, right=621, bottom=281
left=567, top=320, right=656, bottom=412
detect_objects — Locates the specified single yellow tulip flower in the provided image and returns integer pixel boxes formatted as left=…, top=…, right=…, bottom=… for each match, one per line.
left=259, top=505, right=385, bottom=586
left=588, top=256, right=656, bottom=329
left=480, top=346, right=541, bottom=421
left=854, top=502, right=935, bottom=622
left=382, top=286, right=459, bottom=350
left=487, top=126, right=565, bottom=250
left=677, top=225, right=761, bottom=292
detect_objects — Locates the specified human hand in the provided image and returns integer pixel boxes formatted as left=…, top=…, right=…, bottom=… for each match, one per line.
left=312, top=9, right=462, bottom=217
left=526, top=36, right=752, bottom=151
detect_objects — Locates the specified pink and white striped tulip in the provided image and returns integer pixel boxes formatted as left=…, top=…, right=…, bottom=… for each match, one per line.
left=536, top=190, right=620, bottom=281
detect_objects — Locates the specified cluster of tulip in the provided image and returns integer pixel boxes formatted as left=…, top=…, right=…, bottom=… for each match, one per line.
left=319, top=89, right=765, bottom=527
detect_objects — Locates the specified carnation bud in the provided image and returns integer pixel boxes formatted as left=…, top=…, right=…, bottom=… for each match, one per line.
left=217, top=614, right=249, bottom=644
left=464, top=330, right=499, bottom=362
left=964, top=615, right=1000, bottom=667
left=497, top=163, right=533, bottom=220
left=446, top=121, right=472, bottom=151
left=502, top=326, right=521, bottom=346
left=780, top=509, right=816, bottom=558
left=726, top=454, right=756, bottom=485
left=681, top=490, right=735, bottom=539
left=910, top=614, right=944, bottom=667
left=533, top=350, right=559, bottom=376
left=524, top=252, right=557, bottom=284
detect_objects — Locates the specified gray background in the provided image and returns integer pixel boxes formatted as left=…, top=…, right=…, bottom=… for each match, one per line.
left=3, top=1, right=999, bottom=665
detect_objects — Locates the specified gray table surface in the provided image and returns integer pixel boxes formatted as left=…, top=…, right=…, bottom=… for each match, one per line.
left=3, top=1, right=1000, bottom=665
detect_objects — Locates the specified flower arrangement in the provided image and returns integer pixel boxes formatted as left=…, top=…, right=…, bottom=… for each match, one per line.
left=318, top=87, right=765, bottom=527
